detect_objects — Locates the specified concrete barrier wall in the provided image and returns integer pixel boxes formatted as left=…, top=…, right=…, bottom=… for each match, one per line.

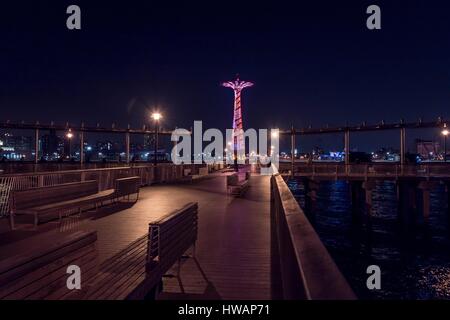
left=270, top=172, right=356, bottom=300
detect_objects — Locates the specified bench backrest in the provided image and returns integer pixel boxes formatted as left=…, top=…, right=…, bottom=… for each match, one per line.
left=147, top=202, right=198, bottom=273
left=0, top=230, right=98, bottom=300
left=10, top=180, right=99, bottom=212
left=114, top=176, right=140, bottom=198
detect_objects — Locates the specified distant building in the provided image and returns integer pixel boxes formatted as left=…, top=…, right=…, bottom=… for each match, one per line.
left=416, top=139, right=440, bottom=159
left=371, top=148, right=400, bottom=162
left=144, top=134, right=155, bottom=150
left=41, top=129, right=59, bottom=157
left=0, top=133, right=33, bottom=160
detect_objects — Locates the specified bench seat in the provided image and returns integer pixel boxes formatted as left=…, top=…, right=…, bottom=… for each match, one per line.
left=0, top=230, right=98, bottom=300
left=227, top=174, right=250, bottom=197
left=65, top=202, right=198, bottom=300
left=228, top=181, right=249, bottom=197
left=10, top=177, right=141, bottom=230
left=17, top=189, right=115, bottom=214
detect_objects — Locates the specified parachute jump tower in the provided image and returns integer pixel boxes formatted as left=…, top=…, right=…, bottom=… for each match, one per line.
left=222, top=76, right=254, bottom=159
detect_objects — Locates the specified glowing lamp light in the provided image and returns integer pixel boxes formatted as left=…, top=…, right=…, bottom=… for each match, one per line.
left=151, top=112, right=162, bottom=121
left=66, top=130, right=73, bottom=139
left=271, top=131, right=279, bottom=138
left=443, top=124, right=449, bottom=136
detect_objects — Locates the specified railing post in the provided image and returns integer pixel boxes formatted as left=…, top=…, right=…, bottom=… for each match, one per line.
left=38, top=175, right=44, bottom=188
left=125, top=129, right=131, bottom=165
left=344, top=130, right=350, bottom=175
left=291, top=125, right=295, bottom=178
left=80, top=126, right=85, bottom=166
left=400, top=127, right=406, bottom=175
left=34, top=128, right=39, bottom=164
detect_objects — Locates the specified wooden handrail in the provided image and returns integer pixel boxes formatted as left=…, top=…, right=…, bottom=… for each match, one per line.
left=271, top=168, right=356, bottom=300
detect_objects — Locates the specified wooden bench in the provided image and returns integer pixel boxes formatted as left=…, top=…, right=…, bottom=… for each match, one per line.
left=191, top=167, right=209, bottom=181
left=9, top=180, right=115, bottom=230
left=113, top=176, right=140, bottom=202
left=68, top=202, right=198, bottom=300
left=227, top=173, right=250, bottom=197
left=9, top=177, right=142, bottom=230
left=181, top=167, right=209, bottom=183
left=0, top=230, right=98, bottom=300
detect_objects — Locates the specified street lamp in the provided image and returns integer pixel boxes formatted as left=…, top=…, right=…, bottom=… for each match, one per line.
left=442, top=124, right=449, bottom=162
left=66, top=129, right=73, bottom=159
left=151, top=112, right=162, bottom=174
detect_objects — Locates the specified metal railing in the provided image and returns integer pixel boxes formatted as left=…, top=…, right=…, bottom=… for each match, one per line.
left=271, top=167, right=356, bottom=299
left=278, top=162, right=450, bottom=179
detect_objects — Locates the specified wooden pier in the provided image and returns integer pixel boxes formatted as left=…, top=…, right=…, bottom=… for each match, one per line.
left=0, top=171, right=274, bottom=300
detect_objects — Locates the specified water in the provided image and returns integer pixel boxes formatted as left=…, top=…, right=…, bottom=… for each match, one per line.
left=288, top=178, right=450, bottom=299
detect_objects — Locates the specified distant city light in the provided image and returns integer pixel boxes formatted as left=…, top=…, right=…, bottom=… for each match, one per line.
left=66, top=129, right=73, bottom=139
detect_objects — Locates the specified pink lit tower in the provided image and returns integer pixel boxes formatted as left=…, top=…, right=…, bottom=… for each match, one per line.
left=222, top=76, right=254, bottom=156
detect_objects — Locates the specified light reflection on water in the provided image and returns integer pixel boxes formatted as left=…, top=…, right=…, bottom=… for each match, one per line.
left=287, top=178, right=450, bottom=300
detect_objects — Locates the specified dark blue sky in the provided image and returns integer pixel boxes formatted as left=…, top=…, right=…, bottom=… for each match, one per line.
left=1, top=0, right=450, bottom=151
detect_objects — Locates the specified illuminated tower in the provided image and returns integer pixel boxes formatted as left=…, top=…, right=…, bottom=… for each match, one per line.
left=222, top=76, right=254, bottom=155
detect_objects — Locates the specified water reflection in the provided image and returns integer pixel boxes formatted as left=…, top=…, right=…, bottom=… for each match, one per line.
left=288, top=178, right=450, bottom=299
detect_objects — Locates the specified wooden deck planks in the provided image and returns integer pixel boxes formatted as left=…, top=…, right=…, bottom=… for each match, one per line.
left=1, top=172, right=272, bottom=300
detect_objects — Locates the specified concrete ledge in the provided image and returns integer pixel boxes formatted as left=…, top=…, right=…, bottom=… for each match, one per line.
left=271, top=173, right=356, bottom=300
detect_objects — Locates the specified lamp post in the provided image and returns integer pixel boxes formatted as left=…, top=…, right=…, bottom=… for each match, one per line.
left=151, top=113, right=162, bottom=177
left=66, top=129, right=73, bottom=160
left=233, top=135, right=238, bottom=172
left=443, top=124, right=449, bottom=162
left=271, top=130, right=278, bottom=158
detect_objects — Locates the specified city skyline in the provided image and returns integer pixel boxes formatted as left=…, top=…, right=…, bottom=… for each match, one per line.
left=1, top=123, right=448, bottom=162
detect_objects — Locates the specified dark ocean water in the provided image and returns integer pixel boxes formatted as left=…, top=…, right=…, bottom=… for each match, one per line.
left=287, top=179, right=450, bottom=300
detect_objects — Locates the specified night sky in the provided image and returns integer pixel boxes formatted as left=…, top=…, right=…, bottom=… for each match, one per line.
left=2, top=0, right=450, bottom=151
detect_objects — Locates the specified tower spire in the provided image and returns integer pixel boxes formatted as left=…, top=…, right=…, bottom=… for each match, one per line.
left=222, top=76, right=254, bottom=156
